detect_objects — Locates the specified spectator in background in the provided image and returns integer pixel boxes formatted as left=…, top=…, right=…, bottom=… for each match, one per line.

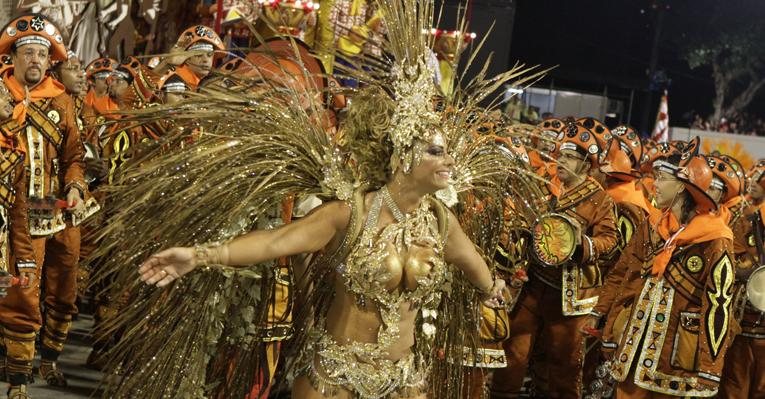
left=719, top=117, right=730, bottom=133
left=691, top=114, right=704, bottom=129
left=504, top=96, right=524, bottom=122
left=522, top=105, right=540, bottom=124
left=686, top=110, right=765, bottom=136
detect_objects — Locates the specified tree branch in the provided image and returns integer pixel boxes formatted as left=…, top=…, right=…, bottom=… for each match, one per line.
left=724, top=77, right=765, bottom=117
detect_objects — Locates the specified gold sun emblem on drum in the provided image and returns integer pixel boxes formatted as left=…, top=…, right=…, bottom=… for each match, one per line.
left=685, top=255, right=704, bottom=273
left=532, top=214, right=576, bottom=266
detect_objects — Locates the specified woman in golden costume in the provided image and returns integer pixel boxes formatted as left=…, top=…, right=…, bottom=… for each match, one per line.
left=139, top=125, right=504, bottom=399
left=89, top=0, right=545, bottom=397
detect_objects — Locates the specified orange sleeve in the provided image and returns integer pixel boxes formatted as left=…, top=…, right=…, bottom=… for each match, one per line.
left=593, top=217, right=649, bottom=317
left=580, top=191, right=619, bottom=263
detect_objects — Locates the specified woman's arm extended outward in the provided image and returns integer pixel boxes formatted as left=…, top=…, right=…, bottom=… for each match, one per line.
left=139, top=200, right=350, bottom=287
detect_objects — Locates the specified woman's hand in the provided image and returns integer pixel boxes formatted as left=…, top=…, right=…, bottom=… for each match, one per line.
left=481, top=278, right=508, bottom=309
left=139, top=247, right=196, bottom=287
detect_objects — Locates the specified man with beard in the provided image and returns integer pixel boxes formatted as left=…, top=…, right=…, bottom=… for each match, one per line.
left=0, top=14, right=86, bottom=398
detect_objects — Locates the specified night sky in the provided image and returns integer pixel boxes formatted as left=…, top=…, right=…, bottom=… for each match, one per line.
left=489, top=0, right=765, bottom=132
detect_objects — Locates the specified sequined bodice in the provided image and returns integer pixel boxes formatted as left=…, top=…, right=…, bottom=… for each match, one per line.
left=337, top=190, right=447, bottom=349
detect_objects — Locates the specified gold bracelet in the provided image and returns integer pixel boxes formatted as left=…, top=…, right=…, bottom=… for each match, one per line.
left=193, top=244, right=221, bottom=266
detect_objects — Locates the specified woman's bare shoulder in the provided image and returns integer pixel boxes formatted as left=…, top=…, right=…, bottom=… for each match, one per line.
left=305, top=199, right=352, bottom=228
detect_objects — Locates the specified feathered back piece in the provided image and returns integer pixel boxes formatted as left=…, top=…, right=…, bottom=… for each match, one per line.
left=87, top=0, right=549, bottom=397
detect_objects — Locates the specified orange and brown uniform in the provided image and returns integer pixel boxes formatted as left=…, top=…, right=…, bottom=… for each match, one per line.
left=0, top=70, right=86, bottom=381
left=719, top=200, right=765, bottom=399
left=593, top=181, right=655, bottom=340
left=0, top=124, right=36, bottom=278
left=492, top=176, right=618, bottom=398
left=101, top=57, right=162, bottom=185
left=597, top=210, right=736, bottom=398
left=168, top=25, right=225, bottom=92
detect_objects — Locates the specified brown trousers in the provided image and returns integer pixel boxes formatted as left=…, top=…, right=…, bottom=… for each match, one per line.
left=0, top=227, right=80, bottom=370
left=719, top=335, right=765, bottom=399
left=490, top=277, right=587, bottom=398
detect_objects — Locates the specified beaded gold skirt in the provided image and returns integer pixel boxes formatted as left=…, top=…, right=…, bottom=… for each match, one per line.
left=299, top=331, right=427, bottom=399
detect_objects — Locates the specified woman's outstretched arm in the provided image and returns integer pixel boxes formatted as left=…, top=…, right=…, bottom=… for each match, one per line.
left=140, top=200, right=350, bottom=286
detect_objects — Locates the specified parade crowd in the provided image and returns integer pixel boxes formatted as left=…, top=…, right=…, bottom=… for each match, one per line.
left=0, top=3, right=763, bottom=399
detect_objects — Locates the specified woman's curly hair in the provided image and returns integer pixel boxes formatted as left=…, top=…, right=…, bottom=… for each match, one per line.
left=340, top=85, right=397, bottom=189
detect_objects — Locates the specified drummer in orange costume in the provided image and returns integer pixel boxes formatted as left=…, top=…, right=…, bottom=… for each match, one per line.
left=598, top=146, right=736, bottom=397
left=492, top=120, right=618, bottom=398
left=719, top=160, right=765, bottom=399
left=0, top=14, right=87, bottom=397
left=157, top=25, right=226, bottom=92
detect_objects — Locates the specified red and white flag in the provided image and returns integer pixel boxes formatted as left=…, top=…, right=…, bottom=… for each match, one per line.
left=652, top=90, right=669, bottom=142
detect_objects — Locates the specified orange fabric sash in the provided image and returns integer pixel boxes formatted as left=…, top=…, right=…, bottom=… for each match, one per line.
left=529, top=151, right=546, bottom=173
left=607, top=180, right=654, bottom=216
left=717, top=204, right=732, bottom=225
left=3, top=70, right=65, bottom=125
left=648, top=210, right=733, bottom=277
left=174, top=65, right=201, bottom=91
left=759, top=201, right=765, bottom=224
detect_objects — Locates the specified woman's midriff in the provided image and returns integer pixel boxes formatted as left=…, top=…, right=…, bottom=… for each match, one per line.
left=325, top=278, right=418, bottom=360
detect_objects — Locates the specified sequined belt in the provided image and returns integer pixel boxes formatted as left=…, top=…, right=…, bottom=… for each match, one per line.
left=301, top=332, right=426, bottom=399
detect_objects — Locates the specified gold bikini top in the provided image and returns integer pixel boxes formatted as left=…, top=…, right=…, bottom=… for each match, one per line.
left=337, top=187, right=448, bottom=349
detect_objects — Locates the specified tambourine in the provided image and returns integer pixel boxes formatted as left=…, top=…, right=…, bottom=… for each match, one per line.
left=531, top=213, right=577, bottom=267
left=746, top=265, right=765, bottom=312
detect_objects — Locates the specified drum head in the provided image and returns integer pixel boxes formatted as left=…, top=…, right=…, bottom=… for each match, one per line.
left=531, top=213, right=577, bottom=267
left=747, top=265, right=765, bottom=312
